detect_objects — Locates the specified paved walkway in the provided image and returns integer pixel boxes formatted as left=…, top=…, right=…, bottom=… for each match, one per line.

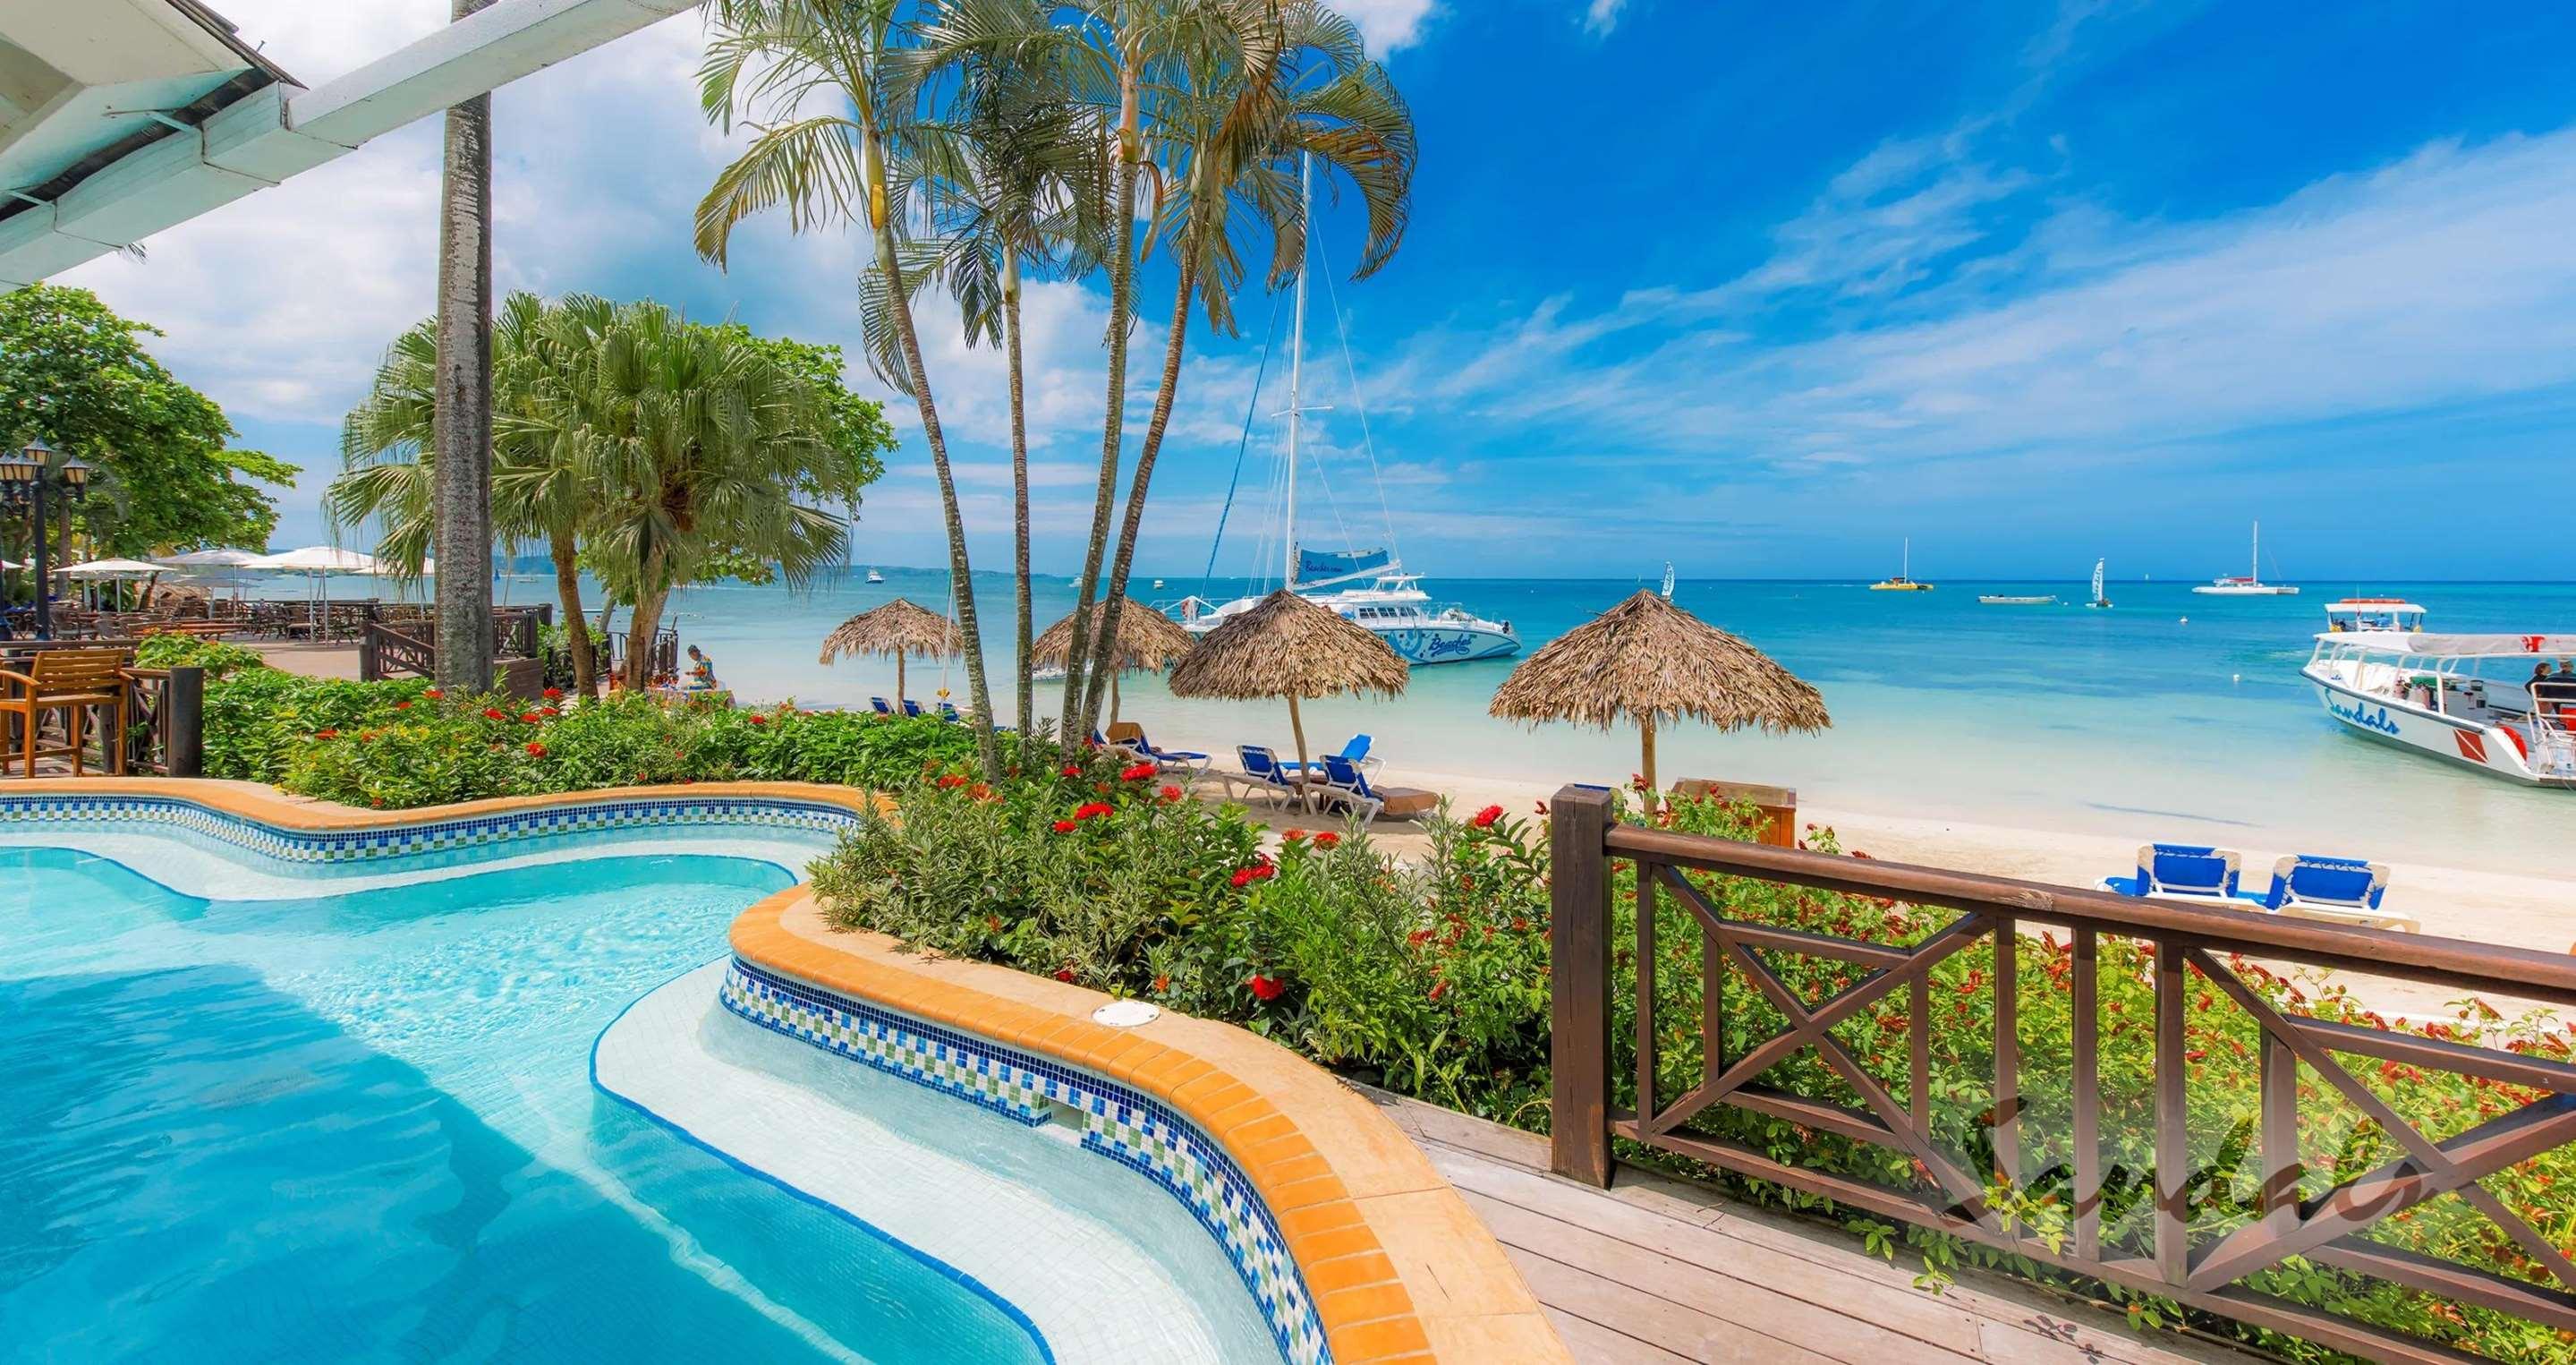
left=1363, top=1088, right=2256, bottom=1365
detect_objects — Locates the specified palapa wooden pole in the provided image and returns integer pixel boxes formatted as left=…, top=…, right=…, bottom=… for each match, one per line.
left=1639, top=712, right=1659, bottom=813
left=896, top=653, right=906, bottom=705
left=1287, top=694, right=1310, bottom=789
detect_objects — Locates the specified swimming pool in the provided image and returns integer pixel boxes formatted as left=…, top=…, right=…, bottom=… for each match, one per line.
left=0, top=798, right=1281, bottom=1363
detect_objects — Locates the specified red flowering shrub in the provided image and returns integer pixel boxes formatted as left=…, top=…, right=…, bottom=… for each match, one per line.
left=1118, top=761, right=1158, bottom=782
left=1469, top=804, right=1504, bottom=828
left=524, top=741, right=547, bottom=757
left=1245, top=973, right=1285, bottom=1002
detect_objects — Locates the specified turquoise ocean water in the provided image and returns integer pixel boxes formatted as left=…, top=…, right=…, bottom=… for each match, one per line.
left=295, top=569, right=2576, bottom=874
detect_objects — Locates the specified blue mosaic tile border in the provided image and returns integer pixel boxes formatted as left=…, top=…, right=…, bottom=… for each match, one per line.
left=723, top=959, right=1326, bottom=1365
left=0, top=792, right=863, bottom=868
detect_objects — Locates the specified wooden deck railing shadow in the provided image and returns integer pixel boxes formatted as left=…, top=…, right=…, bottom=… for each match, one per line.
left=1547, top=782, right=2576, bottom=1365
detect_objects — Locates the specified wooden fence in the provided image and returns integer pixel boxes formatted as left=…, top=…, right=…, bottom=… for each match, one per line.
left=1547, top=782, right=2576, bottom=1363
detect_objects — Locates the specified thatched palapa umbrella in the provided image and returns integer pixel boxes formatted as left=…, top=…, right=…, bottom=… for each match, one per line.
left=819, top=597, right=961, bottom=704
left=1489, top=590, right=1828, bottom=806
left=1032, top=596, right=1195, bottom=724
left=1167, top=590, right=1407, bottom=778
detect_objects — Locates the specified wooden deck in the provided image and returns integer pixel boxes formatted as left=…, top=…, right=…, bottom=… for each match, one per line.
left=1365, top=1088, right=2259, bottom=1365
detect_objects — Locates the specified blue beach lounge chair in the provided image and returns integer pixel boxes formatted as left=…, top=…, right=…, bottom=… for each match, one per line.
left=870, top=696, right=894, bottom=715
left=1228, top=745, right=1313, bottom=809
left=938, top=702, right=963, bottom=723
left=1108, top=721, right=1210, bottom=777
left=1279, top=734, right=1375, bottom=777
left=902, top=698, right=927, bottom=718
left=1317, top=753, right=1437, bottom=825
left=2100, top=844, right=2241, bottom=900
left=2236, top=855, right=2419, bottom=933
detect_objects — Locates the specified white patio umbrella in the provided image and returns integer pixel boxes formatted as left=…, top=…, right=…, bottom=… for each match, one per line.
left=157, top=547, right=263, bottom=602
left=246, top=546, right=386, bottom=627
left=57, top=558, right=165, bottom=612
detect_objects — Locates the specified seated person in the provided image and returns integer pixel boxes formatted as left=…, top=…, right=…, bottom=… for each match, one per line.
left=683, top=644, right=719, bottom=692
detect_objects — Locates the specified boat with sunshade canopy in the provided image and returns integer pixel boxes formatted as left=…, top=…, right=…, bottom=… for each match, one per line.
left=2304, top=629, right=2576, bottom=787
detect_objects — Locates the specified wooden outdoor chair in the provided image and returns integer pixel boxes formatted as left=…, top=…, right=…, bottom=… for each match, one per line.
left=0, top=648, right=131, bottom=777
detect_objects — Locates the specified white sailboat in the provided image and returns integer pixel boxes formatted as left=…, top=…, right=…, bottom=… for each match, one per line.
left=2192, top=522, right=2297, bottom=596
left=2087, top=558, right=2113, bottom=609
left=1176, top=153, right=1519, bottom=666
left=1660, top=562, right=1675, bottom=601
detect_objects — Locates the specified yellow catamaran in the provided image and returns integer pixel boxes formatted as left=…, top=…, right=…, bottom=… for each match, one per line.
left=1871, top=538, right=1934, bottom=592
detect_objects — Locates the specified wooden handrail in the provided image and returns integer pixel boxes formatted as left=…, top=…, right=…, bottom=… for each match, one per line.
left=1551, top=782, right=2576, bottom=1365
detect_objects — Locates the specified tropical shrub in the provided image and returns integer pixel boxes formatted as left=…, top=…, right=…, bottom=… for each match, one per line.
left=131, top=632, right=268, bottom=679
left=197, top=668, right=976, bottom=806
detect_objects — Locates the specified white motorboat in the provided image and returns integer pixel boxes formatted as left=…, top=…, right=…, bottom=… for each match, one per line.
left=2305, top=617, right=2576, bottom=788
left=864, top=567, right=886, bottom=584
left=1977, top=594, right=2056, bottom=605
left=1173, top=153, right=1518, bottom=667
left=2193, top=522, right=2297, bottom=595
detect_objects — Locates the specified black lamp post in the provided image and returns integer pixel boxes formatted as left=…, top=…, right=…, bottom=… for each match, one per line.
left=0, top=439, right=94, bottom=640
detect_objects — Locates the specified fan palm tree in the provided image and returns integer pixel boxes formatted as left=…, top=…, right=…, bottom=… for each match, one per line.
left=695, top=0, right=1004, bottom=777
left=1070, top=1, right=1415, bottom=739
left=334, top=293, right=608, bottom=695
left=896, top=0, right=1112, bottom=748
left=569, top=301, right=851, bottom=688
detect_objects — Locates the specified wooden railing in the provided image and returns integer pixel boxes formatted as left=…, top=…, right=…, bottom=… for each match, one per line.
left=358, top=608, right=550, bottom=693
left=1547, top=783, right=2576, bottom=1364
left=117, top=666, right=205, bottom=777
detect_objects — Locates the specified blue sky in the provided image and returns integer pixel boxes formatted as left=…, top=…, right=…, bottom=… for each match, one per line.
left=58, top=0, right=2576, bottom=581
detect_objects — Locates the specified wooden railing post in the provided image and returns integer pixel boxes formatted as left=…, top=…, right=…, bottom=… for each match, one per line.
left=165, top=666, right=203, bottom=778
left=1551, top=782, right=1617, bottom=1188
left=359, top=623, right=381, bottom=682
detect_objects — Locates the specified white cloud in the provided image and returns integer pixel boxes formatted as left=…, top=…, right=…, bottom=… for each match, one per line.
left=1383, top=125, right=2576, bottom=477
left=1331, top=0, right=1441, bottom=54
left=1581, top=0, right=1627, bottom=38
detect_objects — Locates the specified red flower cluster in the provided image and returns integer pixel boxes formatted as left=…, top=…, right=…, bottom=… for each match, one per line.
left=1282, top=829, right=1307, bottom=844
left=935, top=773, right=968, bottom=789
left=1469, top=804, right=1505, bottom=829
left=1158, top=784, right=1183, bottom=803
left=1228, top=863, right=1278, bottom=889
left=1073, top=801, right=1112, bottom=821
left=518, top=712, right=541, bottom=724
left=1051, top=819, right=1078, bottom=833
left=1312, top=831, right=1341, bottom=849
left=423, top=688, right=443, bottom=699
left=316, top=728, right=340, bottom=740
left=1245, top=973, right=1284, bottom=1002
left=1060, top=764, right=1084, bottom=778
left=542, top=687, right=563, bottom=701
left=747, top=713, right=769, bottom=726
left=524, top=741, right=548, bottom=757
left=1054, top=967, right=1076, bottom=983
left=482, top=707, right=506, bottom=721
left=394, top=700, right=412, bottom=711
left=1118, top=761, right=1157, bottom=782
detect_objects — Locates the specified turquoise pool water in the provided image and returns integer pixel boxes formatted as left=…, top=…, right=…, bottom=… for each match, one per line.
left=0, top=845, right=1050, bottom=1364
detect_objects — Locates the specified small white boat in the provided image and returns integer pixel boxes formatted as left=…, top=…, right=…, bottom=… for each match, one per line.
left=865, top=567, right=886, bottom=584
left=2193, top=522, right=2297, bottom=595
left=1659, top=562, right=1675, bottom=601
left=2086, top=558, right=2113, bottom=610
left=2306, top=614, right=2576, bottom=788
left=1978, top=594, right=2056, bottom=605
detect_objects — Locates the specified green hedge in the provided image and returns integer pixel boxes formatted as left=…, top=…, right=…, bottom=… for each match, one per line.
left=197, top=665, right=977, bottom=806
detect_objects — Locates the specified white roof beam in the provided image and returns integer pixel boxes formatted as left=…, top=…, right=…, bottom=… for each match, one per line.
left=0, top=0, right=696, bottom=289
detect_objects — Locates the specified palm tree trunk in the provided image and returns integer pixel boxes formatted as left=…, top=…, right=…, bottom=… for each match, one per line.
left=1005, top=253, right=1033, bottom=757
left=431, top=0, right=496, bottom=695
left=1077, top=258, right=1195, bottom=738
left=1058, top=55, right=1143, bottom=747
left=623, top=576, right=670, bottom=690
left=548, top=525, right=595, bottom=697
left=865, top=123, right=999, bottom=780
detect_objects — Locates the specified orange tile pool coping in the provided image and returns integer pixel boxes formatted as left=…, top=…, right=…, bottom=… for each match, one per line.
left=3, top=778, right=1566, bottom=1364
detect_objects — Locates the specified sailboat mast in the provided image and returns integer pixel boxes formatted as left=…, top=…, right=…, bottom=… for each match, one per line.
left=1283, top=151, right=1312, bottom=589
left=2251, top=520, right=2260, bottom=581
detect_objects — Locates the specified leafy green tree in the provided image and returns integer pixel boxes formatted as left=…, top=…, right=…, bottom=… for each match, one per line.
left=0, top=284, right=297, bottom=567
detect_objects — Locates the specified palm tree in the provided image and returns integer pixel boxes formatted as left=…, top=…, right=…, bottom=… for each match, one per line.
left=897, top=0, right=1110, bottom=750
left=434, top=0, right=498, bottom=692
left=1070, top=1, right=1416, bottom=740
left=695, top=0, right=1004, bottom=778
left=335, top=294, right=607, bottom=695
left=570, top=301, right=850, bottom=687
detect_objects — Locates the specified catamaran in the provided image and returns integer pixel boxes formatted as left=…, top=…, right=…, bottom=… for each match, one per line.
left=2305, top=611, right=2576, bottom=788
left=1871, top=539, right=1934, bottom=592
left=2086, top=558, right=2113, bottom=609
left=2193, top=522, right=2297, bottom=595
left=1172, top=154, right=1519, bottom=666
